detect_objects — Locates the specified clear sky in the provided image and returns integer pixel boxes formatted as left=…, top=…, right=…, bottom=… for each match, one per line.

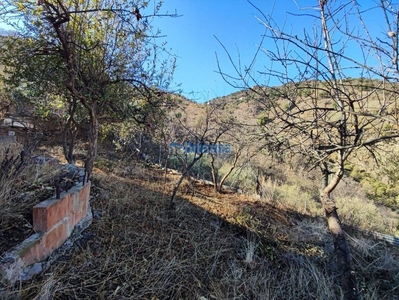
left=1, top=0, right=281, bottom=102
left=0, top=0, right=384, bottom=103
left=153, top=0, right=318, bottom=102
left=153, top=0, right=386, bottom=102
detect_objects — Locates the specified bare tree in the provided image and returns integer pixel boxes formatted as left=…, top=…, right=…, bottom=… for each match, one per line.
left=208, top=112, right=257, bottom=193
left=210, top=148, right=241, bottom=193
left=168, top=105, right=230, bottom=208
left=217, top=1, right=399, bottom=299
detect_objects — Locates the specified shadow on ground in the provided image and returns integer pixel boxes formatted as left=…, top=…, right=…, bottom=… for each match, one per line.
left=2, top=160, right=399, bottom=300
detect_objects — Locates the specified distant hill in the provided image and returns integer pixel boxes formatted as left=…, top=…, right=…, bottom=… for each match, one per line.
left=0, top=27, right=16, bottom=36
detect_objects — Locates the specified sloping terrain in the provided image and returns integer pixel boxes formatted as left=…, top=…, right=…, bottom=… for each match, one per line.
left=1, top=82, right=399, bottom=299
left=2, top=151, right=398, bottom=299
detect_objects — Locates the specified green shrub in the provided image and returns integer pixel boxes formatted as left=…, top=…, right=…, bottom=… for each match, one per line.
left=373, top=181, right=388, bottom=198
left=349, top=165, right=363, bottom=182
left=190, top=155, right=212, bottom=179
left=167, top=155, right=183, bottom=170
left=298, top=88, right=312, bottom=97
left=335, top=196, right=387, bottom=232
left=276, top=183, right=321, bottom=215
left=219, top=165, right=255, bottom=192
left=318, top=90, right=330, bottom=99
left=257, top=112, right=269, bottom=126
left=259, top=177, right=281, bottom=203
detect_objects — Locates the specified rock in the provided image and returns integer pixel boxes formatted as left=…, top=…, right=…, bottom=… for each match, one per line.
left=21, top=263, right=42, bottom=281
left=33, top=156, right=60, bottom=165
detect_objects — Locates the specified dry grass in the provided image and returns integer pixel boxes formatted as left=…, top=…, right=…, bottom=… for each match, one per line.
left=335, top=197, right=388, bottom=233
left=257, top=164, right=399, bottom=236
left=0, top=142, right=74, bottom=254
left=0, top=159, right=64, bottom=253
left=1, top=154, right=399, bottom=299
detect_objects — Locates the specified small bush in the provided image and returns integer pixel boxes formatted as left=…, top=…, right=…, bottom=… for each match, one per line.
left=335, top=196, right=387, bottom=232
left=349, top=165, right=363, bottom=182
left=257, top=112, right=269, bottom=126
left=297, top=88, right=312, bottom=97
left=276, top=183, right=321, bottom=215
left=219, top=165, right=255, bottom=193
left=259, top=177, right=280, bottom=203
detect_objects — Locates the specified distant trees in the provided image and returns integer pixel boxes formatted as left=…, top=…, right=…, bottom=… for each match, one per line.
left=207, top=102, right=258, bottom=193
left=168, top=105, right=224, bottom=208
left=0, top=0, right=177, bottom=176
left=217, top=1, right=399, bottom=299
left=164, top=98, right=259, bottom=202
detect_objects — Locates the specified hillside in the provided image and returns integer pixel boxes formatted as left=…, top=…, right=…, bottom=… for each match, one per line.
left=1, top=80, right=399, bottom=299
left=2, top=0, right=399, bottom=297
left=0, top=144, right=398, bottom=299
left=202, top=82, right=399, bottom=210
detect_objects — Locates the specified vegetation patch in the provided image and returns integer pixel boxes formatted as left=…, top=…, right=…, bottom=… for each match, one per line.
left=1, top=156, right=397, bottom=299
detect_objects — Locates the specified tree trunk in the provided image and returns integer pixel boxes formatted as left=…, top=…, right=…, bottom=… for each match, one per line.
left=210, top=154, right=218, bottom=193
left=170, top=172, right=186, bottom=209
left=62, top=98, right=79, bottom=164
left=320, top=192, right=359, bottom=299
left=169, top=153, right=204, bottom=209
left=62, top=123, right=78, bottom=164
left=85, top=108, right=98, bottom=180
left=321, top=166, right=359, bottom=300
left=218, top=150, right=241, bottom=193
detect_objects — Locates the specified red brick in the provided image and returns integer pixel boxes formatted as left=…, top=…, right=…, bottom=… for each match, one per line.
left=78, top=181, right=91, bottom=203
left=79, top=192, right=88, bottom=216
left=17, top=220, right=68, bottom=266
left=68, top=192, right=78, bottom=228
left=28, top=182, right=91, bottom=263
left=4, top=182, right=92, bottom=280
left=43, top=220, right=68, bottom=253
left=69, top=202, right=86, bottom=228
left=33, top=195, right=71, bottom=232
left=68, top=182, right=90, bottom=227
left=69, top=211, right=78, bottom=229
left=17, top=236, right=43, bottom=266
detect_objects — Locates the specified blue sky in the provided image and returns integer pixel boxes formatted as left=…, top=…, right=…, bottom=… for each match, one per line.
left=153, top=0, right=387, bottom=102
left=1, top=0, right=279, bottom=102
left=0, top=0, right=385, bottom=103
left=153, top=0, right=318, bottom=102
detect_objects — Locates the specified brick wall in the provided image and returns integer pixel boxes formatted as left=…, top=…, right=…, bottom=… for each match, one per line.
left=0, top=181, right=92, bottom=285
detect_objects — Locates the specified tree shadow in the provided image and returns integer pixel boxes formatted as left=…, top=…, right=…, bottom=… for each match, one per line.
left=3, top=166, right=398, bottom=300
